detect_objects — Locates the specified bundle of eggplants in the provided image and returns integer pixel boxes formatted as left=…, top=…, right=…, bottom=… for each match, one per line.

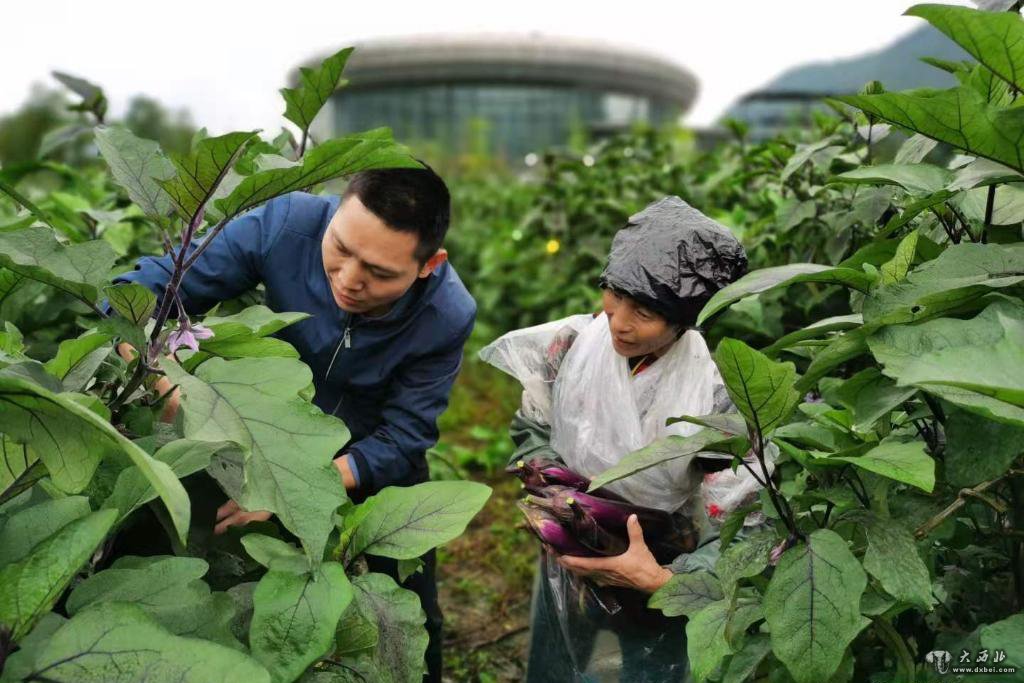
left=508, top=458, right=698, bottom=563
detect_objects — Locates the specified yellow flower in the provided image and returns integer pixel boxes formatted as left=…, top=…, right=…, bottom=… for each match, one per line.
left=545, top=239, right=560, bottom=255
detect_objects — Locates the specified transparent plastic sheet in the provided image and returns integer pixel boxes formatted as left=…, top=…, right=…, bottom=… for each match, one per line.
left=701, top=449, right=778, bottom=527
left=478, top=314, right=593, bottom=425
left=551, top=313, right=721, bottom=512
left=482, top=313, right=763, bottom=682
left=526, top=552, right=689, bottom=683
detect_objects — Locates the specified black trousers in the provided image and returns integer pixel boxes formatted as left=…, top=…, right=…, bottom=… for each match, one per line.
left=365, top=551, right=444, bottom=683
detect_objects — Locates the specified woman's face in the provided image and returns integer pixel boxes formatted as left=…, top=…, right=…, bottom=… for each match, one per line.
left=601, top=289, right=680, bottom=358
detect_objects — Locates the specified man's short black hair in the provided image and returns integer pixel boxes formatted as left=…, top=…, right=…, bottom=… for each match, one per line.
left=342, top=164, right=450, bottom=263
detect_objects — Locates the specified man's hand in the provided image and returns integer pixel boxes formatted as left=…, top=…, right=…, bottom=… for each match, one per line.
left=333, top=453, right=357, bottom=491
left=554, top=515, right=673, bottom=594
left=116, top=342, right=180, bottom=423
left=213, top=499, right=272, bottom=535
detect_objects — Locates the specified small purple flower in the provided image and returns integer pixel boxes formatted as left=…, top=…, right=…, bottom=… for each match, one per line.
left=166, top=323, right=214, bottom=354
left=770, top=539, right=789, bottom=566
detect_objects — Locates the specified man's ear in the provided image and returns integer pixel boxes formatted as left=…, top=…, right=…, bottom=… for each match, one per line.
left=418, top=248, right=448, bottom=278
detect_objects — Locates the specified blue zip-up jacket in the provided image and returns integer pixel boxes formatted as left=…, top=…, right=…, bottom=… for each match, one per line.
left=112, top=191, right=476, bottom=493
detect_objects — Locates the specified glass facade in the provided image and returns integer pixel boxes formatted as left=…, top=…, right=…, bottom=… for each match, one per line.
left=333, top=83, right=678, bottom=162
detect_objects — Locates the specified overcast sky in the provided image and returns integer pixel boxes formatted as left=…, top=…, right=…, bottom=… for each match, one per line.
left=3, top=0, right=973, bottom=134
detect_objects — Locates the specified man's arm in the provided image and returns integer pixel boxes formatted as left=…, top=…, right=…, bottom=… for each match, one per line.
left=346, top=319, right=473, bottom=492
left=110, top=193, right=292, bottom=317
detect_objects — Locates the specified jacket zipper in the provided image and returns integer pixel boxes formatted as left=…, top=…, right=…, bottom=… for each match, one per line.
left=325, top=314, right=358, bottom=416
left=325, top=316, right=354, bottom=379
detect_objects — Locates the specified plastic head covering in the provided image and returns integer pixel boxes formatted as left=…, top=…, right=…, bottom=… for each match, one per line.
left=599, top=196, right=748, bottom=326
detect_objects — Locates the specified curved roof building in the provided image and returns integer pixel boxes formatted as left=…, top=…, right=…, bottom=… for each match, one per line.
left=304, top=35, right=698, bottom=161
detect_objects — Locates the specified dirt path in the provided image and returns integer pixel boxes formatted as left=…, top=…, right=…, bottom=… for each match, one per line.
left=438, top=474, right=537, bottom=682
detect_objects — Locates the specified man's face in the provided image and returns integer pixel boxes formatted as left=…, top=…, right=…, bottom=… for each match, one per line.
left=321, top=195, right=443, bottom=316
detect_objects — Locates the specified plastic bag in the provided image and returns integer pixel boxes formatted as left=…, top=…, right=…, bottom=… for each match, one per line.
left=599, top=196, right=747, bottom=325
left=524, top=552, right=689, bottom=683
left=478, top=314, right=592, bottom=425
left=701, top=451, right=776, bottom=527
left=550, top=313, right=722, bottom=512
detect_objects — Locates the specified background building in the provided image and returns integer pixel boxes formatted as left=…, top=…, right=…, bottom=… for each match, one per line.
left=723, top=26, right=969, bottom=137
left=304, top=35, right=698, bottom=162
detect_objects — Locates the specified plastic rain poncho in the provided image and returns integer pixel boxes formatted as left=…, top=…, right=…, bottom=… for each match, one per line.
left=480, top=197, right=765, bottom=682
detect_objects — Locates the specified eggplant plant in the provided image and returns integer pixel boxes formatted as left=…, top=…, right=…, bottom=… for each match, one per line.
left=590, top=5, right=1024, bottom=682
left=0, top=49, right=491, bottom=683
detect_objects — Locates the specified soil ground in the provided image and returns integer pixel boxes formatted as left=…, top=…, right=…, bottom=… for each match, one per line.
left=438, top=474, right=537, bottom=682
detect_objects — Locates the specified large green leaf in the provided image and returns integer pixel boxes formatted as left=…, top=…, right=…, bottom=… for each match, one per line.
left=947, top=157, right=1023, bottom=192
left=195, top=307, right=308, bottom=361
left=94, top=126, right=176, bottom=219
left=830, top=438, right=935, bottom=492
left=686, top=600, right=735, bottom=683
left=9, top=602, right=270, bottom=683
left=347, top=481, right=490, bottom=560
left=241, top=533, right=310, bottom=574
left=648, top=569, right=724, bottom=617
left=869, top=300, right=1024, bottom=426
left=161, top=131, right=258, bottom=223
left=250, top=563, right=352, bottom=683
left=43, top=332, right=111, bottom=390
left=202, top=305, right=310, bottom=337
left=0, top=612, right=68, bottom=682
left=0, top=509, right=117, bottom=640
left=829, top=368, right=917, bottom=432
left=281, top=47, right=353, bottom=136
left=763, top=529, right=869, bottom=683
left=215, top=129, right=419, bottom=218
left=863, top=243, right=1024, bottom=327
left=715, top=530, right=777, bottom=598
left=587, top=429, right=734, bottom=491
left=103, top=438, right=231, bottom=523
left=699, top=265, right=873, bottom=325
left=64, top=555, right=239, bottom=646
left=761, top=314, right=863, bottom=357
left=832, top=163, right=953, bottom=196
left=839, top=86, right=1024, bottom=176
left=908, top=4, right=1024, bottom=92
left=0, top=367, right=190, bottom=540
left=944, top=406, right=1024, bottom=486
left=333, top=572, right=427, bottom=683
left=847, top=511, right=935, bottom=611
left=161, top=356, right=349, bottom=562
left=0, top=227, right=116, bottom=305
left=980, top=613, right=1024, bottom=675
left=715, top=338, right=800, bottom=435
left=721, top=633, right=773, bottom=683
left=0, top=495, right=91, bottom=566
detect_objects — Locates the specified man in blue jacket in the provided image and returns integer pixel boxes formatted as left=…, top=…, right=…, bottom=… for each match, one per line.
left=113, top=167, right=475, bottom=682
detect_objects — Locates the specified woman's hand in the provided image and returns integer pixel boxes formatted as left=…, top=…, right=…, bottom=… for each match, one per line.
left=213, top=499, right=272, bottom=535
left=555, top=514, right=673, bottom=594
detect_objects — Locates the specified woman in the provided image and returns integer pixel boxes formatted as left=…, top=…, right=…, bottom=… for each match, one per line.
left=481, top=196, right=755, bottom=682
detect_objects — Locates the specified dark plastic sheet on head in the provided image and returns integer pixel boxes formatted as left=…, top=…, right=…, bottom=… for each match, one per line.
left=599, top=196, right=748, bottom=325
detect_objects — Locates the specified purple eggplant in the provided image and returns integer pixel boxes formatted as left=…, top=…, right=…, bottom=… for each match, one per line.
left=506, top=458, right=591, bottom=493
left=565, top=498, right=628, bottom=556
left=548, top=486, right=700, bottom=560
left=516, top=500, right=594, bottom=557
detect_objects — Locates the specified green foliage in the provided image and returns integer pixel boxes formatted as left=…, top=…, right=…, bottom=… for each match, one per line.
left=344, top=481, right=492, bottom=560
left=763, top=530, right=869, bottom=683
left=250, top=563, right=352, bottom=683
left=0, top=47, right=490, bottom=683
